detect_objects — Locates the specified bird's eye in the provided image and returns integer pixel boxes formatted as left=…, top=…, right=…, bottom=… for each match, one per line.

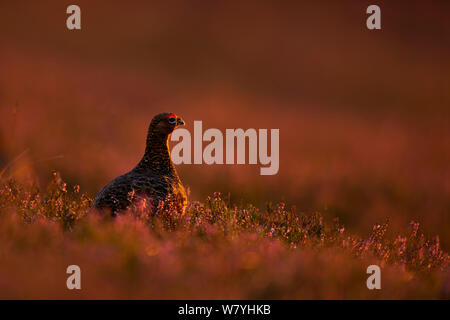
left=168, top=117, right=176, bottom=124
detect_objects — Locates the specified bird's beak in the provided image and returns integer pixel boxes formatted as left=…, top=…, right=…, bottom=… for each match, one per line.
left=177, top=118, right=185, bottom=126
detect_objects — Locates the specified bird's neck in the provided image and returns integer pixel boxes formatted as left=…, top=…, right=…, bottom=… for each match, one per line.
left=134, top=132, right=178, bottom=177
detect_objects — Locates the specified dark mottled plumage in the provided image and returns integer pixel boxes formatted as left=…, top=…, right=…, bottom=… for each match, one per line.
left=93, top=112, right=187, bottom=216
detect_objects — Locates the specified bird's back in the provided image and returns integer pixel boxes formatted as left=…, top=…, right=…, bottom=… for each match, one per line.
left=93, top=170, right=170, bottom=214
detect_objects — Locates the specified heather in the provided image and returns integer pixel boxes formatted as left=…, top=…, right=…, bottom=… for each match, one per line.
left=0, top=173, right=448, bottom=299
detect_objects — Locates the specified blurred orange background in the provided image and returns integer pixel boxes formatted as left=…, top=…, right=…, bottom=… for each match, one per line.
left=1, top=1, right=449, bottom=247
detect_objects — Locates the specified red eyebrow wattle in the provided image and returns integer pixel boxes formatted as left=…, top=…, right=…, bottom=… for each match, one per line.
left=167, top=113, right=176, bottom=118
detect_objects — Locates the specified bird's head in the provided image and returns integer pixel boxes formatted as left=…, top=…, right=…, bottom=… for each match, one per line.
left=149, top=112, right=185, bottom=137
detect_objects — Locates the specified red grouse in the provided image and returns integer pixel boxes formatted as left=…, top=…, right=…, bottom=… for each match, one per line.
left=93, top=113, right=187, bottom=216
